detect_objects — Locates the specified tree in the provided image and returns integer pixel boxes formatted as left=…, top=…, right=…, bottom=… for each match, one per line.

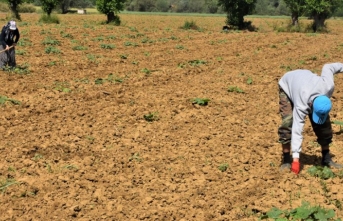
left=283, top=0, right=306, bottom=25
left=205, top=0, right=219, bottom=13
left=40, top=0, right=59, bottom=16
left=96, top=0, right=126, bottom=24
left=305, top=0, right=340, bottom=32
left=8, top=0, right=23, bottom=20
left=59, top=0, right=71, bottom=14
left=218, top=0, right=257, bottom=29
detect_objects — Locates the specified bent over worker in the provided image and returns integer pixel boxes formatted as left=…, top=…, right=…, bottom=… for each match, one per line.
left=0, top=20, right=20, bottom=69
left=278, top=63, right=343, bottom=174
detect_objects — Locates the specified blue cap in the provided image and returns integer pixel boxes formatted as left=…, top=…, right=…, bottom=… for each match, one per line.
left=312, top=96, right=332, bottom=124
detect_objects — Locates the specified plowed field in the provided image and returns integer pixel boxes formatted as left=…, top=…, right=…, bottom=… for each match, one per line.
left=1, top=13, right=343, bottom=220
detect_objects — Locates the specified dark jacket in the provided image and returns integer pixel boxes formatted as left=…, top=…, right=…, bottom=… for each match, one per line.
left=0, top=24, right=20, bottom=48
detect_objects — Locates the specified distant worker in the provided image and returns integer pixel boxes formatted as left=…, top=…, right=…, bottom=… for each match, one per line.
left=278, top=63, right=343, bottom=174
left=0, top=20, right=20, bottom=70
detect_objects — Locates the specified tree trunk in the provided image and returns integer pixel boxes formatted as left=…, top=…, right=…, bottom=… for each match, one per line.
left=312, top=13, right=326, bottom=32
left=9, top=3, right=21, bottom=21
left=291, top=12, right=298, bottom=26
left=107, top=12, right=116, bottom=23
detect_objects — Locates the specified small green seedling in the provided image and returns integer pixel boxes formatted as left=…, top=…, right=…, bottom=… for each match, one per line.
left=144, top=112, right=159, bottom=122
left=192, top=98, right=210, bottom=106
left=247, top=77, right=253, bottom=85
left=218, top=163, right=229, bottom=172
left=95, top=73, right=123, bottom=84
left=0, top=95, right=21, bottom=105
left=129, top=153, right=142, bottom=162
left=228, top=86, right=244, bottom=93
left=0, top=179, right=19, bottom=193
left=53, top=81, right=71, bottom=93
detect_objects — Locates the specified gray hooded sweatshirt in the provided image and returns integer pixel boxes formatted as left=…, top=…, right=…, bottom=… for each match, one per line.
left=278, top=63, right=343, bottom=159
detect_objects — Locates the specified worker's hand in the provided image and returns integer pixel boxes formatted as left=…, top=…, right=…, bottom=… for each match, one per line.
left=291, top=161, right=300, bottom=175
left=5, top=45, right=9, bottom=50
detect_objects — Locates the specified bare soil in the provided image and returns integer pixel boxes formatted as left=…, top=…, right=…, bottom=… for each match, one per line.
left=1, top=13, right=343, bottom=220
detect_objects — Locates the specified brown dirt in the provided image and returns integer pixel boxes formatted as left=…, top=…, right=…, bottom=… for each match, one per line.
left=1, top=13, right=343, bottom=220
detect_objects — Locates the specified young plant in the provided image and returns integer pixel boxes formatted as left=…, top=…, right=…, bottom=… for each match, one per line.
left=180, top=20, right=200, bottom=30
left=260, top=201, right=338, bottom=220
left=129, top=153, right=142, bottom=162
left=42, top=36, right=60, bottom=45
left=141, top=68, right=151, bottom=75
left=0, top=95, right=21, bottom=105
left=228, top=86, right=244, bottom=93
left=247, top=76, right=253, bottom=85
left=45, top=46, right=61, bottom=54
left=218, top=163, right=229, bottom=172
left=307, top=166, right=335, bottom=180
left=192, top=98, right=210, bottom=106
left=144, top=112, right=159, bottom=122
left=95, top=74, right=123, bottom=85
left=188, top=59, right=206, bottom=66
left=72, top=45, right=88, bottom=51
left=100, top=44, right=115, bottom=49
left=0, top=179, right=19, bottom=193
left=53, top=81, right=71, bottom=93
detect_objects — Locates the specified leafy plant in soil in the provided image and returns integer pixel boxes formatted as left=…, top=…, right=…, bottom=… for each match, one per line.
left=228, top=86, right=244, bottom=93
left=192, top=98, right=210, bottom=106
left=307, top=166, right=335, bottom=180
left=95, top=74, right=123, bottom=85
left=0, top=95, right=21, bottom=105
left=144, top=112, right=159, bottom=122
left=260, top=201, right=340, bottom=220
left=218, top=163, right=229, bottom=172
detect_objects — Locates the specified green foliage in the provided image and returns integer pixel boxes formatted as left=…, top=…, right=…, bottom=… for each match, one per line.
left=0, top=2, right=9, bottom=12
left=180, top=20, right=200, bottom=30
left=100, top=43, right=115, bottom=49
left=124, top=41, right=138, bottom=47
left=53, top=81, right=71, bottom=93
left=95, top=73, right=123, bottom=84
left=45, top=46, right=60, bottom=54
left=228, top=86, right=244, bottom=93
left=188, top=59, right=206, bottom=66
left=0, top=179, right=19, bottom=193
left=260, top=201, right=339, bottom=220
left=218, top=163, right=229, bottom=172
left=141, top=68, right=151, bottom=75
left=218, top=0, right=257, bottom=29
left=247, top=76, right=253, bottom=85
left=0, top=95, right=21, bottom=105
left=192, top=98, right=210, bottom=106
left=283, top=0, right=306, bottom=25
left=143, top=112, right=159, bottom=122
left=42, top=36, right=60, bottom=45
left=40, top=0, right=59, bottom=16
left=96, top=0, right=125, bottom=23
left=72, top=45, right=88, bottom=50
left=16, top=49, right=25, bottom=55
left=307, top=166, right=335, bottom=180
left=3, top=63, right=30, bottom=75
left=61, top=32, right=73, bottom=39
left=18, top=3, right=36, bottom=13
left=39, top=14, right=60, bottom=24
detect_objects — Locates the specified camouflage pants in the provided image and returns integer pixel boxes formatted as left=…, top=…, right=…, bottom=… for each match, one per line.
left=278, top=87, right=332, bottom=146
left=0, top=45, right=16, bottom=69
